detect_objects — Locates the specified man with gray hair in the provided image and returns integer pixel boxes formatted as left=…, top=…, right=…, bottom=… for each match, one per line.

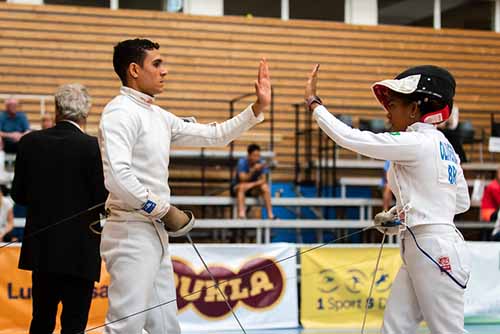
left=12, top=83, right=107, bottom=334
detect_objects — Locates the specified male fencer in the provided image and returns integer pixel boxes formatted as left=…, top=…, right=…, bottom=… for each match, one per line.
left=99, top=38, right=271, bottom=333
left=305, top=64, right=471, bottom=333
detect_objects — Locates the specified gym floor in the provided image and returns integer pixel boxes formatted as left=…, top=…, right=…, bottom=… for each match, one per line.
left=186, top=324, right=500, bottom=333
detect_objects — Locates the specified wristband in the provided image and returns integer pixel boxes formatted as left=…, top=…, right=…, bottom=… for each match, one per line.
left=306, top=95, right=323, bottom=111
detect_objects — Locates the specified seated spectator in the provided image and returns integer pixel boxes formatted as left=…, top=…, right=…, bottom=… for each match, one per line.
left=0, top=185, right=15, bottom=242
left=41, top=113, right=54, bottom=129
left=233, top=144, right=275, bottom=219
left=438, top=105, right=467, bottom=162
left=481, top=166, right=500, bottom=222
left=0, top=98, right=30, bottom=153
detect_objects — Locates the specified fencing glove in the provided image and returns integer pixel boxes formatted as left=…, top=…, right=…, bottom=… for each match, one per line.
left=160, top=205, right=195, bottom=237
left=373, top=206, right=402, bottom=235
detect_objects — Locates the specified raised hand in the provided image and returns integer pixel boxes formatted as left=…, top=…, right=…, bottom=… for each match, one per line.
left=252, top=58, right=271, bottom=116
left=305, top=64, right=320, bottom=101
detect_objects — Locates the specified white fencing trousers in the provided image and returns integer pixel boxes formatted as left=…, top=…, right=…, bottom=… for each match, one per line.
left=382, top=224, right=471, bottom=334
left=100, top=220, right=181, bottom=334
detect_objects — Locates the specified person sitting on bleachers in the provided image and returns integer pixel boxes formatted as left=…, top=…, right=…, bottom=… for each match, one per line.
left=0, top=185, right=15, bottom=242
left=40, top=113, right=54, bottom=130
left=233, top=144, right=275, bottom=219
left=437, top=105, right=467, bottom=162
left=481, top=166, right=500, bottom=223
left=0, top=98, right=30, bottom=153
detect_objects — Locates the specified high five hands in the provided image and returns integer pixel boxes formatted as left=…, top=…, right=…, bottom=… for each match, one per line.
left=252, top=61, right=322, bottom=115
left=252, top=58, right=271, bottom=116
left=305, top=64, right=322, bottom=112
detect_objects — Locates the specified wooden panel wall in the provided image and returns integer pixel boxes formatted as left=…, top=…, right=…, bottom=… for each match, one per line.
left=0, top=3, right=498, bottom=184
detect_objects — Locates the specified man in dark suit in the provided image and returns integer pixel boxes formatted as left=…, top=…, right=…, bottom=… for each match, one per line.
left=11, top=83, right=107, bottom=334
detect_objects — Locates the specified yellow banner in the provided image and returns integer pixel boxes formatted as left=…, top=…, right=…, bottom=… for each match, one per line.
left=2, top=245, right=401, bottom=333
left=0, top=246, right=108, bottom=334
left=300, top=247, right=402, bottom=330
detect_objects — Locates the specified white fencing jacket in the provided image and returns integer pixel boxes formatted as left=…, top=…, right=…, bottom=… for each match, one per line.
left=313, top=105, right=470, bottom=227
left=99, top=87, right=264, bottom=222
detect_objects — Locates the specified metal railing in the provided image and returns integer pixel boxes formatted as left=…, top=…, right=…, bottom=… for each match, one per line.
left=0, top=94, right=52, bottom=115
left=293, top=102, right=336, bottom=196
left=229, top=89, right=275, bottom=187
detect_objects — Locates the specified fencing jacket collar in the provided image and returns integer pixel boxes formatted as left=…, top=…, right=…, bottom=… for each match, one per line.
left=407, top=122, right=435, bottom=132
left=120, top=86, right=155, bottom=108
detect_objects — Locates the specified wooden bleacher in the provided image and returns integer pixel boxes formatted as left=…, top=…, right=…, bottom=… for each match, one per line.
left=0, top=3, right=499, bottom=188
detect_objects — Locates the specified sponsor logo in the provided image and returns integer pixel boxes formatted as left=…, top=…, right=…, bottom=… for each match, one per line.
left=439, top=256, right=452, bottom=272
left=389, top=132, right=400, bottom=136
left=345, top=269, right=367, bottom=294
left=173, top=257, right=285, bottom=319
left=6, top=283, right=31, bottom=300
left=317, top=268, right=392, bottom=295
left=6, top=283, right=109, bottom=300
left=142, top=200, right=156, bottom=214
left=374, top=269, right=392, bottom=293
left=93, top=285, right=109, bottom=299
left=315, top=267, right=392, bottom=312
left=318, top=269, right=339, bottom=293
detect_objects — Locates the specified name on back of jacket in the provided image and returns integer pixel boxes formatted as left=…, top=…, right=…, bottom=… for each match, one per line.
left=439, top=141, right=457, bottom=164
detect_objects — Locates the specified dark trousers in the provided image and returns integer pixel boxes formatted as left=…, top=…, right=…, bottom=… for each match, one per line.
left=30, top=271, right=94, bottom=334
left=1, top=231, right=14, bottom=242
left=3, top=139, right=18, bottom=154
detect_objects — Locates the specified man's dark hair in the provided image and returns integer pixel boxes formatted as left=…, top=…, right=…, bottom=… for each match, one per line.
left=247, top=144, right=261, bottom=154
left=113, top=38, right=160, bottom=85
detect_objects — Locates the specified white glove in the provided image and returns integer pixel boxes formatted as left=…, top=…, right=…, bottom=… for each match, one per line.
left=160, top=206, right=195, bottom=237
left=373, top=206, right=402, bottom=236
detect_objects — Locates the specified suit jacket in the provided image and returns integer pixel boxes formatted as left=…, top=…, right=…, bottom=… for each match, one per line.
left=11, top=121, right=107, bottom=282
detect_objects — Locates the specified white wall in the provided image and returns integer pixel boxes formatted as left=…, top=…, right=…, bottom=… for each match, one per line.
left=7, top=0, right=43, bottom=4
left=183, top=0, right=223, bottom=16
left=345, top=0, right=377, bottom=25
